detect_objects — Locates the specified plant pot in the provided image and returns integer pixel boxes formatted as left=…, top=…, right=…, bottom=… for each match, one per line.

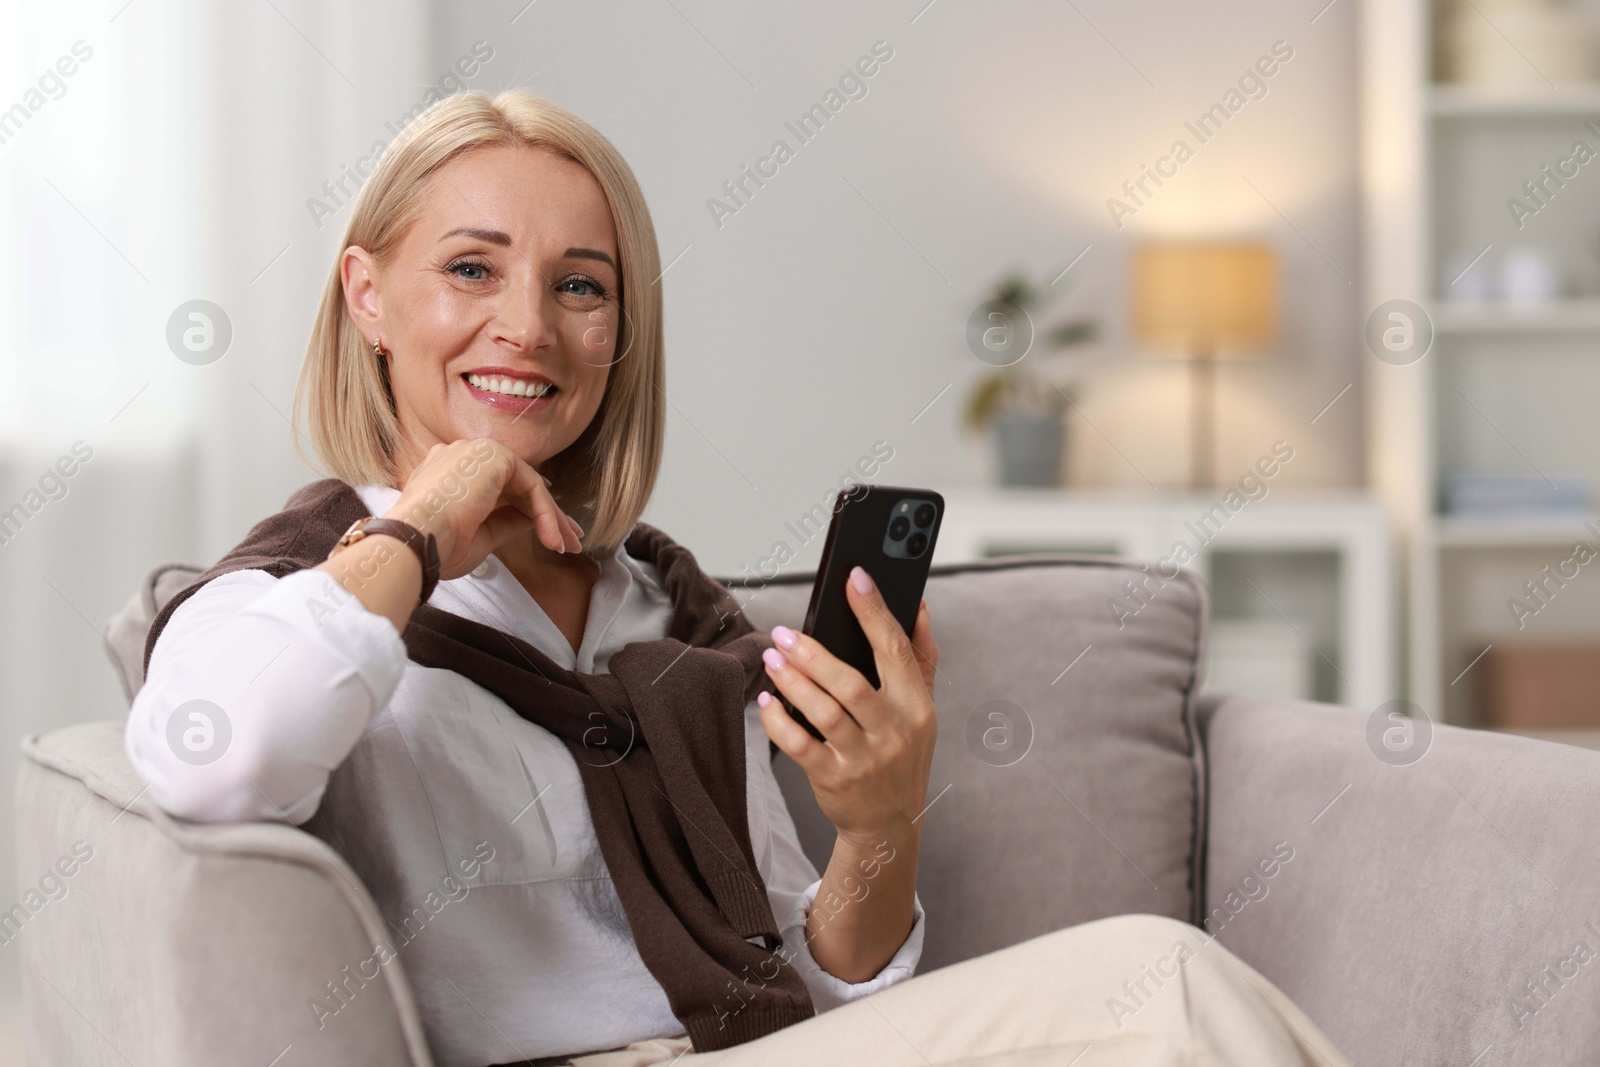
left=995, top=411, right=1064, bottom=487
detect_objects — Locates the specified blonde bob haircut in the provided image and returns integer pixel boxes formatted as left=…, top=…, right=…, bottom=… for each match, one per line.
left=294, top=89, right=664, bottom=559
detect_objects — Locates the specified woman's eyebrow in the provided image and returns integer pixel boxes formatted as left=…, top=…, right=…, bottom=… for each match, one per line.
left=435, top=230, right=614, bottom=270
left=565, top=247, right=616, bottom=269
left=438, top=227, right=512, bottom=246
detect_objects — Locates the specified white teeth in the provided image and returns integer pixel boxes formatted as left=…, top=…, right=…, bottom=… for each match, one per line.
left=466, top=373, right=553, bottom=399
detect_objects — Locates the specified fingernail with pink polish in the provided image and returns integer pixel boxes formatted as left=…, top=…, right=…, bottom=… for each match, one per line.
left=849, top=566, right=873, bottom=594
left=762, top=648, right=787, bottom=671
left=771, top=625, right=798, bottom=649
left=757, top=691, right=771, bottom=708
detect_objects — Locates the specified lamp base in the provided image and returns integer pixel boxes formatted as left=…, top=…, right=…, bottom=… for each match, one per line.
left=1190, top=344, right=1216, bottom=490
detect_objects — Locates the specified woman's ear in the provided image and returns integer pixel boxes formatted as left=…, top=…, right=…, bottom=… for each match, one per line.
left=341, top=245, right=382, bottom=337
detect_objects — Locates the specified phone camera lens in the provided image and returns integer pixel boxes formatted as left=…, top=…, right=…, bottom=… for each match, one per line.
left=913, top=503, right=935, bottom=527
left=907, top=531, right=928, bottom=556
left=888, top=516, right=911, bottom=541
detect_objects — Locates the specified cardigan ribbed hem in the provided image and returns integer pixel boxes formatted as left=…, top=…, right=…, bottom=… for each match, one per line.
left=706, top=869, right=782, bottom=940
left=683, top=1000, right=814, bottom=1052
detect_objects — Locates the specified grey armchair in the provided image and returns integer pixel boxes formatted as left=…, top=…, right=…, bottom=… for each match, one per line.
left=18, top=553, right=1600, bottom=1065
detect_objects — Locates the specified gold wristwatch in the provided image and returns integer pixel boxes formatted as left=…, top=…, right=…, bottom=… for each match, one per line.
left=326, top=517, right=441, bottom=605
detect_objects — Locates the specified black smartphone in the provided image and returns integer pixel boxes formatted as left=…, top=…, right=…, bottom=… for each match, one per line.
left=782, top=484, right=944, bottom=742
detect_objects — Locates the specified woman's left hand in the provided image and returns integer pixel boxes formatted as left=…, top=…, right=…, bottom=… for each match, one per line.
left=757, top=566, right=939, bottom=848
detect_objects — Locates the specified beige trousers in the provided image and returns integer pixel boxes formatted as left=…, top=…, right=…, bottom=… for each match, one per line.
left=561, top=914, right=1351, bottom=1067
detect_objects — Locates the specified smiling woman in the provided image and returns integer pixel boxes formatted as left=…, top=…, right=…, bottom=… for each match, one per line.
left=127, top=89, right=941, bottom=1067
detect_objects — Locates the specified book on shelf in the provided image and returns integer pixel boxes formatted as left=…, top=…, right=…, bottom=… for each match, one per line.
left=1442, top=473, right=1591, bottom=517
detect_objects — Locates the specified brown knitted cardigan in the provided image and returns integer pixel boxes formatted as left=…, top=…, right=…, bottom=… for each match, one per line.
left=140, top=478, right=816, bottom=1051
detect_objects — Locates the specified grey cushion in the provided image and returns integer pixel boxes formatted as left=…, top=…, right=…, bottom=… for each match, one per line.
left=1202, top=694, right=1600, bottom=1067
left=730, top=554, right=1208, bottom=972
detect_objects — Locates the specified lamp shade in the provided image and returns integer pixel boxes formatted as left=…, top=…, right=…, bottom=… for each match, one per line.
left=1133, top=243, right=1277, bottom=357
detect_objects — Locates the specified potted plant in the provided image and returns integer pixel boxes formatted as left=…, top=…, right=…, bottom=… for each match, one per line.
left=962, top=271, right=1099, bottom=487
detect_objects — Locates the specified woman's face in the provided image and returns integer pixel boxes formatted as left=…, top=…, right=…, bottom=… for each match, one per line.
left=342, top=144, right=621, bottom=482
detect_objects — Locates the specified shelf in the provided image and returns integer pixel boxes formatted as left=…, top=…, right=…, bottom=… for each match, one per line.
left=1430, top=84, right=1600, bottom=117
left=1372, top=8, right=1600, bottom=723
left=1433, top=513, right=1600, bottom=548
left=1435, top=299, right=1600, bottom=334
left=933, top=490, right=1395, bottom=709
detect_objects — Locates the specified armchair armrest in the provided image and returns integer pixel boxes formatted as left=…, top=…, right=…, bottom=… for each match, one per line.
left=17, top=722, right=434, bottom=1067
left=1199, top=694, right=1600, bottom=1067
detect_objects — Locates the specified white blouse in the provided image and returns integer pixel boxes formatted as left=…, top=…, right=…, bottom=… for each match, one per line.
left=123, top=484, right=925, bottom=1067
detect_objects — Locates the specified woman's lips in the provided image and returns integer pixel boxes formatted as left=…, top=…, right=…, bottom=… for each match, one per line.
left=462, top=374, right=557, bottom=413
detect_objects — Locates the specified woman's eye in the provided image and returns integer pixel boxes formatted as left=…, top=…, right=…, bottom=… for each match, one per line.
left=446, top=259, right=491, bottom=282
left=559, top=275, right=607, bottom=299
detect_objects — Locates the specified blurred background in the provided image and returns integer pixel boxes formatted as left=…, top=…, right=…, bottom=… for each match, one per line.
left=3, top=0, right=1600, bottom=1056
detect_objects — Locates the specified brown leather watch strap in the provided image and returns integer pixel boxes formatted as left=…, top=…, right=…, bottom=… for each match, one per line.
left=327, top=516, right=441, bottom=606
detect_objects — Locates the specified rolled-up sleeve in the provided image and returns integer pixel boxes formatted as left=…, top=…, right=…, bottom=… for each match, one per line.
left=125, top=567, right=407, bottom=824
left=744, top=698, right=926, bottom=1012
left=777, top=877, right=926, bottom=1011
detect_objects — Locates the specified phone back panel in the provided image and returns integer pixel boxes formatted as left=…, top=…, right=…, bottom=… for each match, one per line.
left=801, top=484, right=944, bottom=688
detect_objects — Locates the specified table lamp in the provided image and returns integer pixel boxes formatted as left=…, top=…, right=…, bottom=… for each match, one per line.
left=1132, top=243, right=1277, bottom=489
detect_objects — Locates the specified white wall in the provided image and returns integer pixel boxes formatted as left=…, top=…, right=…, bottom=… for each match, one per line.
left=430, top=0, right=1362, bottom=576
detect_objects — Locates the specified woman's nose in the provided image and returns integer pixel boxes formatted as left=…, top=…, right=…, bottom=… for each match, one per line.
left=492, top=274, right=559, bottom=350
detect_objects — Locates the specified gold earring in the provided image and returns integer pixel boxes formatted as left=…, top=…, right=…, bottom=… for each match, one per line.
left=372, top=337, right=389, bottom=358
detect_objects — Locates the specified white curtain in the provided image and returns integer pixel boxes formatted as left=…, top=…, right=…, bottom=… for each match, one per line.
left=0, top=0, right=432, bottom=1017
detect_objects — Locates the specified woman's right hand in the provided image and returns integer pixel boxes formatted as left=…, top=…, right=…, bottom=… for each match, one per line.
left=384, top=438, right=584, bottom=580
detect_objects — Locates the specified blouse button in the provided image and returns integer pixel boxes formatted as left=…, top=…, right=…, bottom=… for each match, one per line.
left=471, top=558, right=493, bottom=579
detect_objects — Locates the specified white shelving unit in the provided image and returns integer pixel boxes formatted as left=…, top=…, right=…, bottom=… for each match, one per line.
left=934, top=489, right=1396, bottom=711
left=1362, top=0, right=1600, bottom=734
left=1435, top=298, right=1600, bottom=333
left=1429, top=84, right=1600, bottom=116
left=1433, top=513, right=1600, bottom=548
